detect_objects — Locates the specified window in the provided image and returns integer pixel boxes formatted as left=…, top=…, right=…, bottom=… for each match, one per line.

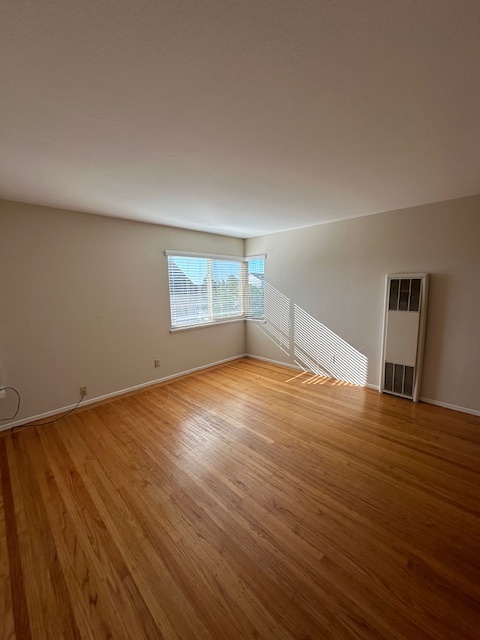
left=245, top=257, right=265, bottom=319
left=166, top=252, right=265, bottom=330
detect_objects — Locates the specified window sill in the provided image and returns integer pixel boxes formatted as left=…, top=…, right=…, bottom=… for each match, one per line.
left=170, top=317, right=246, bottom=333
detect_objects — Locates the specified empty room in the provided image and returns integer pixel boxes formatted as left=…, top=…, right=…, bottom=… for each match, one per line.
left=1, top=1, right=479, bottom=639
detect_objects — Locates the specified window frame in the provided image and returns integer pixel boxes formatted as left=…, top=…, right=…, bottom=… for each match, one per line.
left=166, top=251, right=265, bottom=331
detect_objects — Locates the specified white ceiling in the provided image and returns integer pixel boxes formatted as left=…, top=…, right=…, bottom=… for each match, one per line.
left=1, top=1, right=480, bottom=238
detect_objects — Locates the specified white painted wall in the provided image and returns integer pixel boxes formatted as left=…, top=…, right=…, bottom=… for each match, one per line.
left=0, top=200, right=245, bottom=425
left=246, top=196, right=480, bottom=414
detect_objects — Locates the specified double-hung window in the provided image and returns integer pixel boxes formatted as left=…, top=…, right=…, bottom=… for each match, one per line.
left=166, top=251, right=265, bottom=330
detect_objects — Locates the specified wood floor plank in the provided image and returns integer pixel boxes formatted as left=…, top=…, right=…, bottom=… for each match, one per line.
left=0, top=438, right=30, bottom=640
left=0, top=358, right=479, bottom=639
left=0, top=440, right=16, bottom=640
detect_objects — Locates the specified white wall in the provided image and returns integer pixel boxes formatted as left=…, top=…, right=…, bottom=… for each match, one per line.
left=0, top=200, right=245, bottom=426
left=246, top=196, right=480, bottom=414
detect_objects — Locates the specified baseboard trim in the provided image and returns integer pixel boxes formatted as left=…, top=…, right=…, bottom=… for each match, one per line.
left=245, top=354, right=303, bottom=371
left=419, top=397, right=480, bottom=417
left=0, top=354, right=247, bottom=433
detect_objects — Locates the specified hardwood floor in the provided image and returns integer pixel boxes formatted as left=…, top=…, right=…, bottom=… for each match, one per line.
left=1, top=357, right=479, bottom=639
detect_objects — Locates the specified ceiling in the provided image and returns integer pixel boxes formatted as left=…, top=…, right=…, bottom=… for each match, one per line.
left=1, top=1, right=480, bottom=238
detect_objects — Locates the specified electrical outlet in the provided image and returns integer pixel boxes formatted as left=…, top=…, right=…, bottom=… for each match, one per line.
left=154, top=359, right=160, bottom=368
left=80, top=386, right=88, bottom=397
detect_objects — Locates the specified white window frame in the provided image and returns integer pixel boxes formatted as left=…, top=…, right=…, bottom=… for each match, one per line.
left=166, top=251, right=265, bottom=331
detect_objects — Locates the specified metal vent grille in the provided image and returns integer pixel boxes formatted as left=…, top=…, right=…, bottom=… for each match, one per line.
left=388, top=278, right=421, bottom=312
left=384, top=362, right=415, bottom=398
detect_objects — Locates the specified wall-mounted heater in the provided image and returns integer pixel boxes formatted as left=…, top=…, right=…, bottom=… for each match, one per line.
left=380, top=273, right=429, bottom=402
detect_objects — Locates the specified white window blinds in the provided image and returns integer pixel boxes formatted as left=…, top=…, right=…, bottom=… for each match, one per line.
left=244, top=257, right=265, bottom=319
left=167, top=253, right=265, bottom=329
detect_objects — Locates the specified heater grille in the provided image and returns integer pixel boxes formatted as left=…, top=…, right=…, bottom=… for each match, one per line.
left=384, top=362, right=415, bottom=398
left=388, top=278, right=422, bottom=312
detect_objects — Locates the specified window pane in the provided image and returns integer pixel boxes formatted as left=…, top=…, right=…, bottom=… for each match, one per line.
left=168, top=256, right=209, bottom=327
left=247, top=259, right=265, bottom=318
left=211, top=260, right=242, bottom=319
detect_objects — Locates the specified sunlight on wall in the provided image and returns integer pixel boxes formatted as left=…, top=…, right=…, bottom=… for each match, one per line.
left=293, top=305, right=368, bottom=386
left=255, top=282, right=291, bottom=355
left=252, top=283, right=368, bottom=387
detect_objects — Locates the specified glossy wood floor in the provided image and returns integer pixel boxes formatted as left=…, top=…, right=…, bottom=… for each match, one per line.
left=1, top=358, right=480, bottom=640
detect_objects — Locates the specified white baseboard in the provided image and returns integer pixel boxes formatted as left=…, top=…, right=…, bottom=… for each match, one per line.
left=366, top=383, right=380, bottom=390
left=419, top=397, right=480, bottom=417
left=0, top=354, right=247, bottom=433
left=245, top=354, right=303, bottom=371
